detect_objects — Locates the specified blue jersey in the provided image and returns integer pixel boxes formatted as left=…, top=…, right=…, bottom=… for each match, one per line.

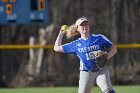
left=62, top=34, right=113, bottom=70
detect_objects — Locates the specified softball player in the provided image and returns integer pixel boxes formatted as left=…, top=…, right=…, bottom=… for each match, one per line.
left=54, top=16, right=117, bottom=93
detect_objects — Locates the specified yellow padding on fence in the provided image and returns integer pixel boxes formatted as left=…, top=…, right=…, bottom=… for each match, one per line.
left=0, top=45, right=54, bottom=49
left=0, top=44, right=140, bottom=49
left=116, top=44, right=140, bottom=48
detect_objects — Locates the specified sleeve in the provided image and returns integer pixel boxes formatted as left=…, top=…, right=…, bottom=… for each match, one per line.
left=100, top=35, right=113, bottom=49
left=62, top=41, right=76, bottom=54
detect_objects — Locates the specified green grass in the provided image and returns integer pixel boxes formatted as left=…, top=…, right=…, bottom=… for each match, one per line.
left=0, top=85, right=139, bottom=93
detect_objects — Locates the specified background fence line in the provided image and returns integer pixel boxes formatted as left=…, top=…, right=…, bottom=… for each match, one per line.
left=0, top=44, right=140, bottom=49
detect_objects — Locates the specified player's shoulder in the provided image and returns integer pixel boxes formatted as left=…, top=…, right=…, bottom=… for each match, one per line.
left=63, top=39, right=79, bottom=47
left=91, top=34, right=106, bottom=38
left=91, top=34, right=110, bottom=41
left=69, top=39, right=80, bottom=44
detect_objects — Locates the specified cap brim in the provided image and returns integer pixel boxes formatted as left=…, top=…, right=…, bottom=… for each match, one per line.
left=75, top=18, right=88, bottom=26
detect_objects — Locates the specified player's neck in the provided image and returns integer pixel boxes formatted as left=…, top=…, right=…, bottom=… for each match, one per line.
left=81, top=34, right=90, bottom=40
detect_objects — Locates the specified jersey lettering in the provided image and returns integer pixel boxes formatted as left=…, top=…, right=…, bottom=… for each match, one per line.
left=78, top=45, right=99, bottom=53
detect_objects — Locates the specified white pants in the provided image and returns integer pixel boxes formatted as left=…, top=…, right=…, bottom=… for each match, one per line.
left=78, top=67, right=113, bottom=93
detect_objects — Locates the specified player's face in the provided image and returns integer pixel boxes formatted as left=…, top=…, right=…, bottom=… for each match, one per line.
left=77, top=21, right=89, bottom=34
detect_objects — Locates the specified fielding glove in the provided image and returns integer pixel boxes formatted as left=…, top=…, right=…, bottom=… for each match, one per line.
left=95, top=51, right=109, bottom=68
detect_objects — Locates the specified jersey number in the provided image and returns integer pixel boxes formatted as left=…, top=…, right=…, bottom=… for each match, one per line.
left=85, top=50, right=102, bottom=60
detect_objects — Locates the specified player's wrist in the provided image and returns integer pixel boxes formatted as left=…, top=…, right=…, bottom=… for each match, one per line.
left=59, top=31, right=65, bottom=36
left=105, top=51, right=109, bottom=59
left=107, top=54, right=110, bottom=60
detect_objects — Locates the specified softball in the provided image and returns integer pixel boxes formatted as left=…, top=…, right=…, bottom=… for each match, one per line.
left=61, top=25, right=69, bottom=32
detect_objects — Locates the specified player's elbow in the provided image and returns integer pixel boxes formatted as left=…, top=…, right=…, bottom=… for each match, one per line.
left=54, top=46, right=58, bottom=52
left=113, top=45, right=117, bottom=54
left=115, top=47, right=117, bottom=53
left=54, top=46, right=64, bottom=53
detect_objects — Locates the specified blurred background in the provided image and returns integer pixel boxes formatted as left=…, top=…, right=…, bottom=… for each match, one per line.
left=0, top=0, right=140, bottom=88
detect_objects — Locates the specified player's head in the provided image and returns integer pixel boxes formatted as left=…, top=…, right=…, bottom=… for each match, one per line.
left=75, top=16, right=90, bottom=35
left=66, top=16, right=89, bottom=38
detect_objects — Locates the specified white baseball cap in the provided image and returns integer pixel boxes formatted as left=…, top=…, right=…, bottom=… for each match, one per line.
left=75, top=17, right=88, bottom=26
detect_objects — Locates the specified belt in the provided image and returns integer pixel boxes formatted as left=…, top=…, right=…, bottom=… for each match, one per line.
left=82, top=68, right=100, bottom=72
